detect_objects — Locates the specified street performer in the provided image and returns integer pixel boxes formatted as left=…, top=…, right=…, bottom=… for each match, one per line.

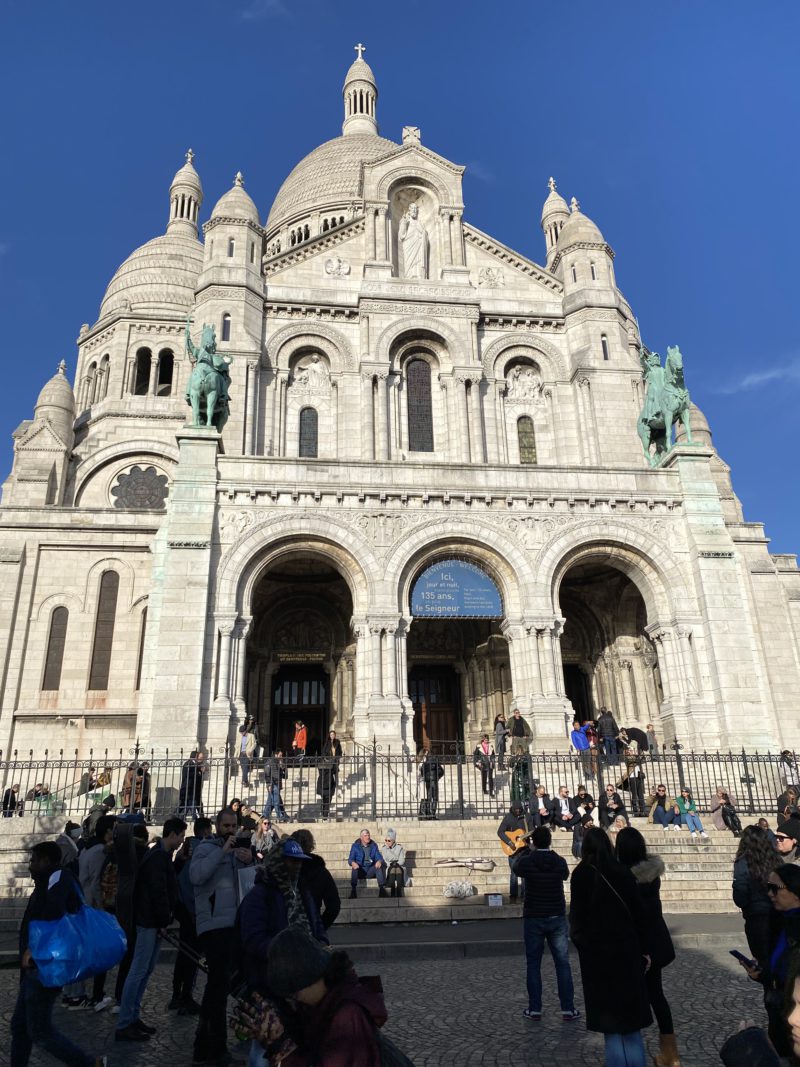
left=497, top=801, right=531, bottom=902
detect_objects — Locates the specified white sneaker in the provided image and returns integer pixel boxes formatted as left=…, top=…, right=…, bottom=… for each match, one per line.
left=110, top=1004, right=121, bottom=1014
left=94, top=995, right=114, bottom=1013
left=690, top=832, right=697, bottom=842
left=700, top=832, right=709, bottom=840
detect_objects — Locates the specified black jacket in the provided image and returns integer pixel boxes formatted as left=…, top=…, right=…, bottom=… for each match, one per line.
left=575, top=791, right=595, bottom=812
left=134, top=843, right=178, bottom=928
left=596, top=711, right=619, bottom=740
left=733, top=857, right=773, bottom=918
left=497, top=812, right=528, bottom=849
left=263, top=756, right=286, bottom=788
left=599, top=792, right=627, bottom=826
left=629, top=856, right=675, bottom=970
left=511, top=847, right=569, bottom=917
left=550, top=795, right=579, bottom=821
left=300, top=854, right=341, bottom=930
left=20, top=868, right=82, bottom=959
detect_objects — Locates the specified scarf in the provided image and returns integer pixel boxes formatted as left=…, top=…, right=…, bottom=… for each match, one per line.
left=262, top=842, right=312, bottom=936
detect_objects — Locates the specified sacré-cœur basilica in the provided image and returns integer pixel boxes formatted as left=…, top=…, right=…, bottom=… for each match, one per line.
left=1, top=48, right=798, bottom=760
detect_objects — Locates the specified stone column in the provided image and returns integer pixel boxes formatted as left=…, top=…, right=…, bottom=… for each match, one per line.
left=366, top=208, right=376, bottom=261
left=577, top=377, right=599, bottom=465
left=275, top=373, right=289, bottom=457
left=352, top=621, right=368, bottom=705
left=215, top=619, right=236, bottom=706
left=618, top=659, right=637, bottom=721
left=550, top=617, right=567, bottom=698
left=496, top=382, right=509, bottom=463
left=525, top=622, right=544, bottom=698
left=233, top=616, right=252, bottom=714
left=483, top=378, right=500, bottom=463
left=469, top=377, right=485, bottom=462
left=361, top=373, right=375, bottom=460
left=457, top=376, right=471, bottom=462
left=677, top=626, right=699, bottom=695
left=500, top=620, right=530, bottom=714
left=377, top=207, right=388, bottom=262
left=535, top=622, right=556, bottom=697
left=369, top=624, right=383, bottom=699
left=384, top=624, right=398, bottom=697
left=398, top=374, right=409, bottom=453
left=331, top=380, right=339, bottom=459
left=376, top=372, right=389, bottom=460
left=245, top=360, right=258, bottom=455
left=148, top=353, right=159, bottom=396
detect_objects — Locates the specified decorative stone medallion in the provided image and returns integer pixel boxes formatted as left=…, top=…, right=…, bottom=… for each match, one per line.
left=111, top=465, right=169, bottom=510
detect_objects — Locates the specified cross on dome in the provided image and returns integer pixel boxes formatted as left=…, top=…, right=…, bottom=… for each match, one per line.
left=186, top=148, right=195, bottom=165
left=548, top=177, right=557, bottom=192
left=235, top=171, right=244, bottom=187
left=354, top=43, right=366, bottom=60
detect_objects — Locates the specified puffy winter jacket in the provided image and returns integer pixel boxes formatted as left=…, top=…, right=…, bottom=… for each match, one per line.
left=347, top=839, right=382, bottom=869
left=511, top=847, right=569, bottom=917
left=190, top=836, right=252, bottom=935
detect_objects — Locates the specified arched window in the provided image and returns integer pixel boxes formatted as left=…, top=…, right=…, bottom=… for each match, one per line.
left=98, top=354, right=110, bottom=401
left=156, top=349, right=174, bottom=395
left=86, top=362, right=97, bottom=406
left=590, top=262, right=597, bottom=281
left=571, top=265, right=578, bottom=283
left=517, top=416, right=537, bottom=464
left=298, top=407, right=318, bottom=458
left=135, top=607, right=147, bottom=692
left=88, top=570, right=119, bottom=690
left=132, top=348, right=151, bottom=395
left=601, top=334, right=610, bottom=362
left=227, top=237, right=235, bottom=257
left=221, top=314, right=231, bottom=342
left=250, top=241, right=255, bottom=264
left=42, top=606, right=68, bottom=691
left=407, top=359, right=434, bottom=453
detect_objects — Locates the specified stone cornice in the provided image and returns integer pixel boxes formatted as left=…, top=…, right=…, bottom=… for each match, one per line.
left=362, top=298, right=478, bottom=321
left=203, top=216, right=266, bottom=237
left=263, top=218, right=365, bottom=276
left=364, top=140, right=465, bottom=177
left=480, top=314, right=563, bottom=332
left=551, top=240, right=615, bottom=271
left=463, top=224, right=563, bottom=293
left=265, top=304, right=359, bottom=323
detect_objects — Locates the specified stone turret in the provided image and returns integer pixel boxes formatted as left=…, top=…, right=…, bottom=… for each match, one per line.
left=167, top=148, right=204, bottom=236
left=552, top=196, right=615, bottom=292
left=541, top=177, right=569, bottom=268
left=342, top=44, right=378, bottom=136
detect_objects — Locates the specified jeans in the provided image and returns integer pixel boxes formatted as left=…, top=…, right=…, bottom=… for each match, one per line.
left=239, top=754, right=251, bottom=787
left=523, top=915, right=575, bottom=1013
left=652, top=805, right=675, bottom=828
left=508, top=855, right=521, bottom=899
left=117, top=925, right=160, bottom=1029
left=194, top=928, right=236, bottom=1059
left=351, top=863, right=386, bottom=888
left=629, top=776, right=645, bottom=815
left=11, top=970, right=94, bottom=1067
left=602, top=737, right=618, bottom=760
left=604, top=1031, right=646, bottom=1067
left=249, top=1039, right=268, bottom=1066
left=262, top=784, right=285, bottom=820
left=682, top=812, right=704, bottom=833
left=480, top=765, right=495, bottom=794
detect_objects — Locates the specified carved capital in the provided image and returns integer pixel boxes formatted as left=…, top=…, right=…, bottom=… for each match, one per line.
left=237, top=616, right=253, bottom=640
left=618, top=659, right=633, bottom=671
left=217, top=615, right=238, bottom=638
left=676, top=625, right=693, bottom=640
left=577, top=376, right=591, bottom=390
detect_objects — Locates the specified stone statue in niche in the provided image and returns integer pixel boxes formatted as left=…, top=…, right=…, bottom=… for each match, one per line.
left=398, top=202, right=428, bottom=279
left=478, top=266, right=504, bottom=288
left=111, top=465, right=169, bottom=510
left=292, top=354, right=330, bottom=396
left=324, top=256, right=351, bottom=277
left=506, top=365, right=544, bottom=405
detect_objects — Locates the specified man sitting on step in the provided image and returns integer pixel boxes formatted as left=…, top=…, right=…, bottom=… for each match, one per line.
left=347, top=828, right=387, bottom=899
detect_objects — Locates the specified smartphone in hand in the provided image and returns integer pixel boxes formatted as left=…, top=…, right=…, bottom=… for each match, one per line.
left=730, top=949, right=756, bottom=968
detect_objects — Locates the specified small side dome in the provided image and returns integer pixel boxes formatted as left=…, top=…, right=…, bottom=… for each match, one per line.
left=541, top=176, right=569, bottom=224
left=211, top=172, right=260, bottom=225
left=676, top=402, right=713, bottom=448
left=342, top=55, right=377, bottom=87
left=556, top=197, right=606, bottom=248
left=35, top=360, right=75, bottom=434
left=170, top=149, right=203, bottom=199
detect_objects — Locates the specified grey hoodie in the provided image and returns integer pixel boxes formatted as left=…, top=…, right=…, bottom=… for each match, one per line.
left=190, top=835, right=251, bottom=935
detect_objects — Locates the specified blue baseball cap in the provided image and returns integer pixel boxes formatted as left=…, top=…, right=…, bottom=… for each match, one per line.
left=281, top=839, right=311, bottom=861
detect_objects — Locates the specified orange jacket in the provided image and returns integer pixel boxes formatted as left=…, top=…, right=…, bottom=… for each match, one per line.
left=293, top=726, right=307, bottom=751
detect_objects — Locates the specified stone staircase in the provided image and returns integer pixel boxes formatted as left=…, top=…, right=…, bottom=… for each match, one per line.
left=0, top=815, right=750, bottom=934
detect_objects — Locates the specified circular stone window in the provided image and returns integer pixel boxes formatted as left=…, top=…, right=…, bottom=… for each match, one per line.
left=110, top=465, right=169, bottom=510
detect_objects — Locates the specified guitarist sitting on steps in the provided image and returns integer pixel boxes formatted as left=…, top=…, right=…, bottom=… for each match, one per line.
left=497, top=801, right=531, bottom=901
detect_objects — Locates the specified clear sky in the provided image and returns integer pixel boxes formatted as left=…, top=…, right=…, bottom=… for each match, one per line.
left=1, top=1, right=798, bottom=551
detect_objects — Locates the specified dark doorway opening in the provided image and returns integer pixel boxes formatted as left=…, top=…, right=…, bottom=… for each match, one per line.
left=271, top=667, right=328, bottom=755
left=563, top=664, right=593, bottom=724
left=409, top=666, right=462, bottom=753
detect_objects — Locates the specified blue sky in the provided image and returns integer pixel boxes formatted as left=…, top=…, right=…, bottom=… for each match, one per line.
left=1, top=2, right=798, bottom=551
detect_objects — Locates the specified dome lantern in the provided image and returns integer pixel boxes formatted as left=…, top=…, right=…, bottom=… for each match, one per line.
left=168, top=148, right=204, bottom=236
left=342, top=43, right=378, bottom=137
left=541, top=177, right=569, bottom=268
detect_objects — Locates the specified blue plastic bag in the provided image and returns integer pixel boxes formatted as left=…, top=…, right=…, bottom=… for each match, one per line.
left=28, top=902, right=127, bottom=988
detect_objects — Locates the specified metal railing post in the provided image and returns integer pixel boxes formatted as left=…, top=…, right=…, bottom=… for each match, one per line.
left=740, top=747, right=756, bottom=815
left=370, top=737, right=377, bottom=821
left=456, top=747, right=464, bottom=818
left=672, top=738, right=686, bottom=791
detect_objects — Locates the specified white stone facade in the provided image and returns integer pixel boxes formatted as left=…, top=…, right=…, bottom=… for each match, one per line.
left=1, top=51, right=799, bottom=760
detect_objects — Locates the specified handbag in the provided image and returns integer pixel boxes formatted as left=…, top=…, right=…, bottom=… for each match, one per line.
left=28, top=881, right=127, bottom=988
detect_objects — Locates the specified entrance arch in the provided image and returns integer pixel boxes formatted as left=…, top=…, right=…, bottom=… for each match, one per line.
left=245, top=555, right=355, bottom=751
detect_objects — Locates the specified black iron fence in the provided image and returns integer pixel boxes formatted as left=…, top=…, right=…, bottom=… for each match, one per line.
left=0, top=740, right=796, bottom=824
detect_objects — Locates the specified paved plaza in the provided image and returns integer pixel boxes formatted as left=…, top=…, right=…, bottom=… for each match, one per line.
left=3, top=937, right=765, bottom=1066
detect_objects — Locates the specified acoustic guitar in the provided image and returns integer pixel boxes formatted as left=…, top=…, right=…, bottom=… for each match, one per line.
left=500, top=828, right=531, bottom=856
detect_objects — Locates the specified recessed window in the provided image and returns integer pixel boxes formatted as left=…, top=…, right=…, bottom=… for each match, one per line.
left=601, top=334, right=610, bottom=362
left=517, top=416, right=537, bottom=464
left=298, top=407, right=318, bottom=458
left=132, top=348, right=151, bottom=395
left=227, top=238, right=235, bottom=257
left=221, top=314, right=231, bottom=342
left=590, top=262, right=597, bottom=281
left=571, top=265, right=577, bottom=283
left=156, top=349, right=174, bottom=396
left=407, top=359, right=434, bottom=453
left=42, top=607, right=68, bottom=691
left=250, top=241, right=255, bottom=264
left=88, top=571, right=119, bottom=691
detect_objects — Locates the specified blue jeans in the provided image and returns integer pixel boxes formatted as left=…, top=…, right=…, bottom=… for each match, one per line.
left=508, top=855, right=522, bottom=899
left=523, top=915, right=575, bottom=1013
left=351, top=863, right=386, bottom=888
left=239, top=754, right=251, bottom=786
left=262, top=784, right=285, bottom=820
left=682, top=812, right=704, bottom=833
left=652, top=806, right=675, bottom=828
left=602, top=737, right=617, bottom=760
left=604, top=1031, right=646, bottom=1066
left=117, top=925, right=160, bottom=1029
left=11, top=970, right=94, bottom=1067
left=249, top=1039, right=268, bottom=1066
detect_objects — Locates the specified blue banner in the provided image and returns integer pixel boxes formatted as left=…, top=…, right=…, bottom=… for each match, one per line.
left=411, top=559, right=503, bottom=618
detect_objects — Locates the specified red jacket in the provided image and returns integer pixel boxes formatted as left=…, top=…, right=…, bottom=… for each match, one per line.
left=283, top=975, right=387, bottom=1067
left=293, top=727, right=307, bottom=751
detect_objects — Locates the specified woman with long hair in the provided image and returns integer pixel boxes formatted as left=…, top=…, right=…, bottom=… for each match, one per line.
left=616, top=826, right=680, bottom=1067
left=569, top=827, right=652, bottom=1067
left=733, top=824, right=779, bottom=970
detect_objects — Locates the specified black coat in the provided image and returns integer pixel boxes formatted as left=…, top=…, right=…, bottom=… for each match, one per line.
left=596, top=711, right=619, bottom=740
left=599, top=792, right=628, bottom=827
left=134, top=842, right=178, bottom=929
left=569, top=859, right=652, bottom=1034
left=511, top=848, right=569, bottom=918
left=300, top=854, right=341, bottom=930
left=20, top=868, right=82, bottom=959
left=629, top=856, right=675, bottom=970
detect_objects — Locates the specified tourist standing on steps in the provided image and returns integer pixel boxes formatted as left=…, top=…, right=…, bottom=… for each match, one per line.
left=596, top=707, right=620, bottom=762
left=419, top=746, right=444, bottom=818
left=569, top=827, right=652, bottom=1067
left=262, top=750, right=289, bottom=823
left=570, top=719, right=593, bottom=779
left=508, top=707, right=532, bottom=756
left=498, top=801, right=530, bottom=901
left=239, top=724, right=257, bottom=789
left=494, top=712, right=509, bottom=769
left=473, top=734, right=496, bottom=797
left=292, top=720, right=307, bottom=763
left=179, top=750, right=206, bottom=819
left=615, top=827, right=680, bottom=1067
left=191, top=807, right=254, bottom=1067
left=733, top=824, right=779, bottom=971
left=11, top=841, right=107, bottom=1067
left=624, top=741, right=647, bottom=816
left=512, top=825, right=580, bottom=1022
left=347, top=829, right=387, bottom=899
left=115, top=817, right=186, bottom=1043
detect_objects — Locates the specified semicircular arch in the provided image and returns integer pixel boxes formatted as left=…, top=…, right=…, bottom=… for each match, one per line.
left=481, top=332, right=568, bottom=381
left=375, top=318, right=458, bottom=371
left=266, top=322, right=354, bottom=373
left=378, top=168, right=451, bottom=204
left=73, top=441, right=179, bottom=506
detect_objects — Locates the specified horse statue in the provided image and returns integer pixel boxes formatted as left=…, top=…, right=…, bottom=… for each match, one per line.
left=185, top=318, right=232, bottom=432
left=637, top=343, right=692, bottom=466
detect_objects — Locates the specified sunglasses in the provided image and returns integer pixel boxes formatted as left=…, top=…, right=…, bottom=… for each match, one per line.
left=767, top=883, right=786, bottom=894
left=776, top=834, right=791, bottom=842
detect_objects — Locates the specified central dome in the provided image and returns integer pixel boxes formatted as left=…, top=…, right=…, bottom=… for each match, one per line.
left=265, top=134, right=398, bottom=236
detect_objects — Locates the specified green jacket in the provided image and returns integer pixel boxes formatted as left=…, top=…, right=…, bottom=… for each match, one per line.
left=675, top=796, right=697, bottom=815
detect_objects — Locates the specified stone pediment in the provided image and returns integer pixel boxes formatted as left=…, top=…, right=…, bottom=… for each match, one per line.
left=14, top=418, right=69, bottom=454
left=463, top=223, right=563, bottom=297
left=263, top=217, right=366, bottom=279
left=362, top=142, right=465, bottom=205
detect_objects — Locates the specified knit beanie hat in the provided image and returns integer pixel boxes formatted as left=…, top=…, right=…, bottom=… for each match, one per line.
left=266, top=926, right=331, bottom=997
left=779, top=817, right=800, bottom=845
left=385, top=828, right=397, bottom=842
left=776, top=863, right=800, bottom=898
